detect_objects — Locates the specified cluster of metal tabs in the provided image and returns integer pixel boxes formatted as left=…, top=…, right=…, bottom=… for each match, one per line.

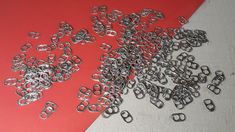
left=4, top=5, right=226, bottom=123
left=4, top=21, right=92, bottom=111
left=75, top=5, right=226, bottom=123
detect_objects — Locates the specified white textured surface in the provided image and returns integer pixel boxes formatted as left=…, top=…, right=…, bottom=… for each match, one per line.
left=87, top=0, right=235, bottom=132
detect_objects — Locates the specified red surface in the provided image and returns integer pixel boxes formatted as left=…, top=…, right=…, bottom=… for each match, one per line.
left=0, top=0, right=204, bottom=132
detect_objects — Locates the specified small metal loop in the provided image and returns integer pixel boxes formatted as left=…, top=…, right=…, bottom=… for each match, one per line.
left=120, top=110, right=133, bottom=123
left=171, top=113, right=186, bottom=122
left=207, top=84, right=221, bottom=95
left=189, top=89, right=200, bottom=98
left=177, top=16, right=188, bottom=25
left=20, top=43, right=32, bottom=52
left=212, top=71, right=225, bottom=86
left=93, top=84, right=103, bottom=96
left=113, top=95, right=123, bottom=106
left=28, top=31, right=40, bottom=39
left=126, top=79, right=136, bottom=89
left=173, top=100, right=185, bottom=110
left=162, top=88, right=172, bottom=101
left=98, top=96, right=111, bottom=108
left=203, top=99, right=215, bottom=112
left=186, top=61, right=198, bottom=69
left=59, top=21, right=73, bottom=36
left=98, top=5, right=108, bottom=13
left=100, top=53, right=109, bottom=62
left=88, top=104, right=103, bottom=112
left=57, top=54, right=69, bottom=64
left=36, top=44, right=50, bottom=52
left=57, top=31, right=65, bottom=38
left=45, top=101, right=58, bottom=112
left=106, top=30, right=117, bottom=36
left=133, top=87, right=146, bottom=99
left=77, top=101, right=89, bottom=112
left=186, top=55, right=195, bottom=62
left=171, top=42, right=180, bottom=51
left=51, top=34, right=60, bottom=44
left=121, top=87, right=128, bottom=95
left=104, top=104, right=120, bottom=115
left=198, top=73, right=207, bottom=83
left=140, top=8, right=152, bottom=17
left=4, top=78, right=18, bottom=86
left=100, top=43, right=112, bottom=52
left=47, top=54, right=56, bottom=64
left=71, top=55, right=82, bottom=65
left=150, top=97, right=164, bottom=108
left=40, top=101, right=57, bottom=120
left=182, top=95, right=193, bottom=105
left=91, top=73, right=101, bottom=81
left=200, top=65, right=211, bottom=76
left=102, top=111, right=112, bottom=118
left=17, top=98, right=31, bottom=106
left=158, top=76, right=168, bottom=85
left=77, top=86, right=92, bottom=101
left=58, top=42, right=71, bottom=50
left=177, top=52, right=188, bottom=61
left=215, top=70, right=225, bottom=77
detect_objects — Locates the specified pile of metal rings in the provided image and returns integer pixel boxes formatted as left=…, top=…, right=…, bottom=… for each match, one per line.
left=4, top=21, right=86, bottom=107
left=76, top=5, right=225, bottom=123
left=4, top=5, right=226, bottom=123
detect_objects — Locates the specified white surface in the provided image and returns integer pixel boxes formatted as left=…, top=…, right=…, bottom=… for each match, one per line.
left=87, top=0, right=235, bottom=132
